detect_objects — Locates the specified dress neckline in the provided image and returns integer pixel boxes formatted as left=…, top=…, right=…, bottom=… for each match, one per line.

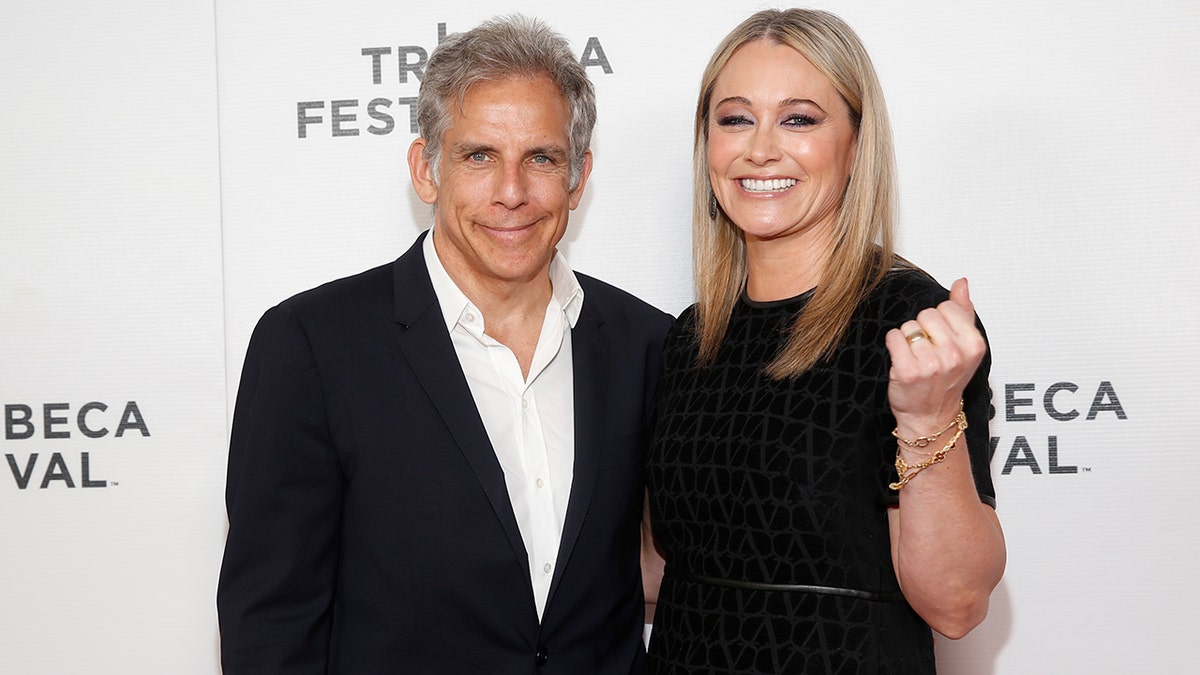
left=739, top=286, right=816, bottom=310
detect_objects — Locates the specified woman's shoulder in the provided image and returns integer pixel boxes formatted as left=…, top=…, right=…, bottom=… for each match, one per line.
left=864, top=264, right=951, bottom=321
left=881, top=262, right=946, bottom=294
left=658, top=303, right=701, bottom=359
left=675, top=303, right=699, bottom=323
left=667, top=303, right=699, bottom=340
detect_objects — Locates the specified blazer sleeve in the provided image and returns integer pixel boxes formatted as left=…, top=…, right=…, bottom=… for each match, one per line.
left=217, top=305, right=342, bottom=673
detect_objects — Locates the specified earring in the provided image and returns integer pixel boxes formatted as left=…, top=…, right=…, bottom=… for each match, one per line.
left=709, top=193, right=719, bottom=219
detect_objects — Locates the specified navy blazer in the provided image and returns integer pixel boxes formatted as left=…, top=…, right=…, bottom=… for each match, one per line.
left=218, top=232, right=671, bottom=674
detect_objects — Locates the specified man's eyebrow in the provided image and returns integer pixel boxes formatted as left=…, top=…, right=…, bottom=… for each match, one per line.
left=528, top=145, right=569, bottom=160
left=449, top=141, right=495, bottom=156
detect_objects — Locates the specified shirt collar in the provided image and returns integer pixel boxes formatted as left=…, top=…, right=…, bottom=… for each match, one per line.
left=422, top=228, right=584, bottom=333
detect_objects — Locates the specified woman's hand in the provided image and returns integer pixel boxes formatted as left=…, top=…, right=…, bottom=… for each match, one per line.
left=884, top=277, right=986, bottom=432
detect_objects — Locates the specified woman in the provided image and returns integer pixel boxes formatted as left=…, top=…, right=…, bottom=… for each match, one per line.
left=643, top=9, right=1006, bottom=674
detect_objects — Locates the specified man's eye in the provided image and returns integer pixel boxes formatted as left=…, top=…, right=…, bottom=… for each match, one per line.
left=469, top=151, right=488, bottom=162
left=532, top=155, right=551, bottom=164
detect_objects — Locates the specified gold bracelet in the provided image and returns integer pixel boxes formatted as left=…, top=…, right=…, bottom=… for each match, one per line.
left=889, top=415, right=968, bottom=491
left=891, top=400, right=965, bottom=448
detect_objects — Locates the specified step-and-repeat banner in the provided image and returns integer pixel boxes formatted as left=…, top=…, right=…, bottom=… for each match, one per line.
left=3, top=1, right=1197, bottom=672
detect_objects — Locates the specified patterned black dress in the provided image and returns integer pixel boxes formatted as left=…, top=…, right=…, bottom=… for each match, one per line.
left=646, top=269, right=996, bottom=674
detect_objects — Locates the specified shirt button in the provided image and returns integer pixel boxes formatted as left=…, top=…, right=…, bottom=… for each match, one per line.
left=521, top=399, right=528, bottom=410
left=536, top=478, right=544, bottom=489
left=465, top=312, right=475, bottom=322
left=543, top=563, right=552, bottom=574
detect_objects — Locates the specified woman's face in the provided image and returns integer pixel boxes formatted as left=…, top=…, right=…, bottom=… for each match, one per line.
left=707, top=40, right=857, bottom=249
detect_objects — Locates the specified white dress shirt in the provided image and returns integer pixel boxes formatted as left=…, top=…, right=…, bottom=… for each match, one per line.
left=423, top=230, right=581, bottom=620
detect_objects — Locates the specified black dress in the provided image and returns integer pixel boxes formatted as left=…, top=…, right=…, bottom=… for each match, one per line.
left=646, top=269, right=996, bottom=674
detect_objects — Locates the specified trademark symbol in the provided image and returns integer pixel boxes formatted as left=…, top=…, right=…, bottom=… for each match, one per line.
left=108, top=480, right=119, bottom=486
left=1080, top=467, right=1092, bottom=473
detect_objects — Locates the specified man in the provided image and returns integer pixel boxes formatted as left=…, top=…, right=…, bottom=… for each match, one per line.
left=217, top=16, right=670, bottom=674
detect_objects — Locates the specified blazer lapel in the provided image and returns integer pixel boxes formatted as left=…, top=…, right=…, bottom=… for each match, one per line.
left=547, top=298, right=609, bottom=604
left=389, top=233, right=530, bottom=575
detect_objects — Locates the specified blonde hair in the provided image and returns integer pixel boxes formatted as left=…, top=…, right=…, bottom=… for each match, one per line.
left=693, top=8, right=897, bottom=378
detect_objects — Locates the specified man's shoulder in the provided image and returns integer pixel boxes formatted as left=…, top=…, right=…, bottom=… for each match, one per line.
left=275, top=260, right=398, bottom=317
left=272, top=234, right=427, bottom=319
left=243, top=259, right=414, bottom=366
left=575, top=272, right=672, bottom=328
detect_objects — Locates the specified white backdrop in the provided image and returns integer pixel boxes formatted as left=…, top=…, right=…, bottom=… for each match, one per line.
left=3, top=1, right=1198, bottom=673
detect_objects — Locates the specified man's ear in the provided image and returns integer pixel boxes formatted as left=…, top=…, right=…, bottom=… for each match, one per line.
left=568, top=150, right=593, bottom=210
left=407, top=138, right=439, bottom=205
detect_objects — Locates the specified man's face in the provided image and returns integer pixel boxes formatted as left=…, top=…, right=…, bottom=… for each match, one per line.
left=408, top=75, right=591, bottom=294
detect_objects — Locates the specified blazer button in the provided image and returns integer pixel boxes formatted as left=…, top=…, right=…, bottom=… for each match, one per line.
left=535, top=646, right=549, bottom=666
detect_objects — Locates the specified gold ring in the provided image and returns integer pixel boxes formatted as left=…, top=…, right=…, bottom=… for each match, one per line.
left=905, top=330, right=930, bottom=345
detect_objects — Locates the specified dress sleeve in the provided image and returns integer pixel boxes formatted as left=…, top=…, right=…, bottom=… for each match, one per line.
left=962, top=317, right=997, bottom=507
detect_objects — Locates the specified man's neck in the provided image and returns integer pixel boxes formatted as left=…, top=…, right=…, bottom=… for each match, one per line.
left=435, top=246, right=554, bottom=379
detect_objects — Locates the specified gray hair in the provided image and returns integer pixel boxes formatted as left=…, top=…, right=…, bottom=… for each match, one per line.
left=416, top=15, right=596, bottom=189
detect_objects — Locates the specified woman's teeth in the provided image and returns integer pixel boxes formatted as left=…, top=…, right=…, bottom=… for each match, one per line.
left=741, top=178, right=797, bottom=192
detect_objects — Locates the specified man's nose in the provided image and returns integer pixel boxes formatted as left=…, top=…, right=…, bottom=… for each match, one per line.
left=493, top=160, right=529, bottom=208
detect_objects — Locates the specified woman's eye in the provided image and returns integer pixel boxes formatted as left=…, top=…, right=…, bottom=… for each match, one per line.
left=716, top=115, right=752, bottom=127
left=783, top=114, right=818, bottom=127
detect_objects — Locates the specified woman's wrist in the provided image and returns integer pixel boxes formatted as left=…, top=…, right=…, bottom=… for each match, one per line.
left=892, top=400, right=964, bottom=448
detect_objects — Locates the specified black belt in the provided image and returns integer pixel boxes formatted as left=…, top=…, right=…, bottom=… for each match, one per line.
left=670, top=569, right=906, bottom=603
